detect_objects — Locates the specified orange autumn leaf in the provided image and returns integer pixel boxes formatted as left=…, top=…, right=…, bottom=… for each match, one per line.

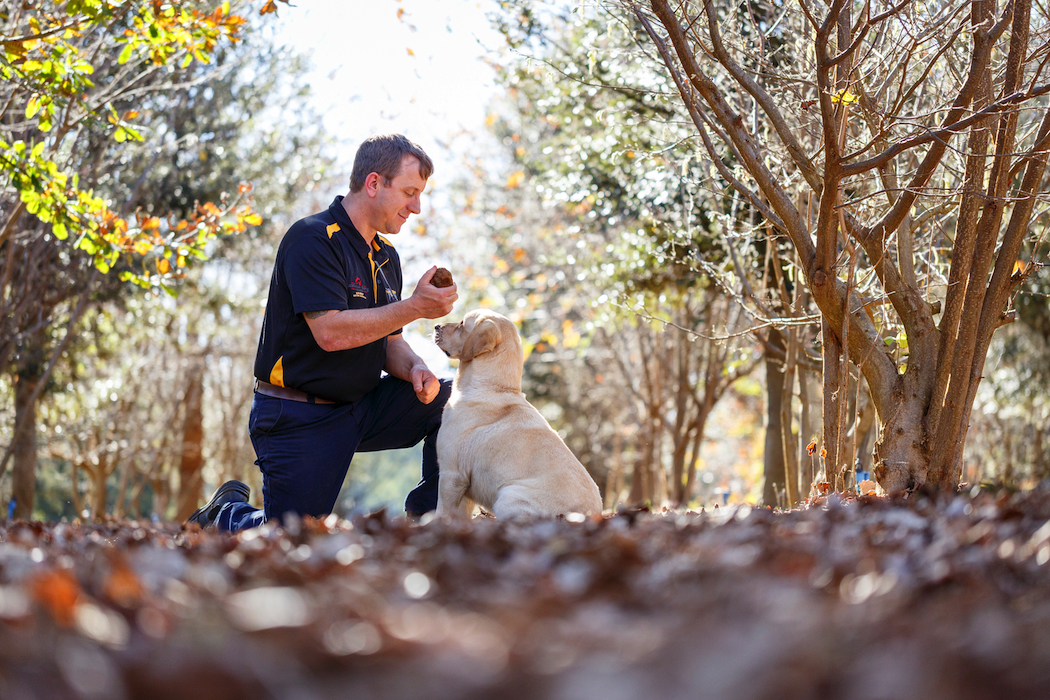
left=31, top=569, right=81, bottom=626
left=104, top=561, right=144, bottom=607
left=806, top=439, right=818, bottom=455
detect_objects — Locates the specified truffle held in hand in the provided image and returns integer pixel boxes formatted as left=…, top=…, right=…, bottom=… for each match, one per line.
left=430, top=267, right=454, bottom=288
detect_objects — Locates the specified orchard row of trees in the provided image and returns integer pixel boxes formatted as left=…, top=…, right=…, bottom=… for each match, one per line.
left=460, top=0, right=1050, bottom=505
left=0, top=0, right=328, bottom=520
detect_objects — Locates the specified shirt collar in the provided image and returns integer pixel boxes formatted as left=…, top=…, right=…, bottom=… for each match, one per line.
left=328, top=196, right=378, bottom=260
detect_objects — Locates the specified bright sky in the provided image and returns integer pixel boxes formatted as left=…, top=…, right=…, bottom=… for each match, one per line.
left=273, top=0, right=503, bottom=185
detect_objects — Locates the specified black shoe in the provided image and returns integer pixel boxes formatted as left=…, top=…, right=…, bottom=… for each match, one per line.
left=186, top=480, right=250, bottom=528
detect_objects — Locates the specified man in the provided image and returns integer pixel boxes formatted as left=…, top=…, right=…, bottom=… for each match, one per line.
left=187, top=134, right=457, bottom=531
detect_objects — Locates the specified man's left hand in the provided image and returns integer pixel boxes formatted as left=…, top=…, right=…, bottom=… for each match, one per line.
left=411, top=365, right=441, bottom=404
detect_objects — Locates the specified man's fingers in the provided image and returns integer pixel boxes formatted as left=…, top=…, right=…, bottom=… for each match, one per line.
left=415, top=374, right=439, bottom=404
left=418, top=266, right=437, bottom=285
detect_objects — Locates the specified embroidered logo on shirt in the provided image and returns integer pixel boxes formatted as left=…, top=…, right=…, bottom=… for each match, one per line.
left=349, top=276, right=369, bottom=300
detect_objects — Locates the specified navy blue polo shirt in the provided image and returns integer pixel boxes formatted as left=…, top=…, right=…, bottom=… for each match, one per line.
left=254, top=196, right=404, bottom=403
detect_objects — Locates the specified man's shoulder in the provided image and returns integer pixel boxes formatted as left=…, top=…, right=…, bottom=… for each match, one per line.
left=286, top=208, right=341, bottom=241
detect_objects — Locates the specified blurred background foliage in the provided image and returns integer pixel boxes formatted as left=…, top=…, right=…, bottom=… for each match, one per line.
left=1, top=0, right=1048, bottom=521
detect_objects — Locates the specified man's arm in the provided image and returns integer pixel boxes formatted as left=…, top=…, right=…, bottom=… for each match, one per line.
left=304, top=266, right=456, bottom=351
left=385, top=334, right=442, bottom=404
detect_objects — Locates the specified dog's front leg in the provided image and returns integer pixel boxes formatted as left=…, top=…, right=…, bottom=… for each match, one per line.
left=437, top=471, right=473, bottom=518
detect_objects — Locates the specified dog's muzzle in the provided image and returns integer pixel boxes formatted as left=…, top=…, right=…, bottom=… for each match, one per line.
left=432, top=326, right=450, bottom=356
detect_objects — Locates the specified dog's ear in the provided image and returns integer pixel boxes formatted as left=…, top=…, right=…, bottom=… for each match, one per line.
left=461, top=318, right=500, bottom=361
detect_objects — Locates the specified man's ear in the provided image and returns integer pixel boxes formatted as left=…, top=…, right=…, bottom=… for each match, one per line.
left=461, top=318, right=500, bottom=362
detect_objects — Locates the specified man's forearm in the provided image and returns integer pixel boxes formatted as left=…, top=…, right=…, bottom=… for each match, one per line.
left=384, top=335, right=426, bottom=380
left=306, top=299, right=422, bottom=352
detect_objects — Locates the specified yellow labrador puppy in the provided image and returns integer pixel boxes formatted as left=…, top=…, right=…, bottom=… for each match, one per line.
left=432, top=309, right=603, bottom=519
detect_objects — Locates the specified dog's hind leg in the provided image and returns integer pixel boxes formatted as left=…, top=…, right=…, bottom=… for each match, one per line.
left=437, top=470, right=474, bottom=518
left=492, top=486, right=542, bottom=520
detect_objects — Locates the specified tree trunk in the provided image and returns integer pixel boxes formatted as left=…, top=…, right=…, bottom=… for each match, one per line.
left=11, top=373, right=39, bottom=520
left=92, top=455, right=109, bottom=519
left=821, top=318, right=844, bottom=490
left=174, top=361, right=205, bottom=521
left=780, top=327, right=800, bottom=505
left=70, top=459, right=83, bottom=518
left=799, top=368, right=815, bottom=497
left=605, top=432, right=625, bottom=509
left=763, top=327, right=787, bottom=507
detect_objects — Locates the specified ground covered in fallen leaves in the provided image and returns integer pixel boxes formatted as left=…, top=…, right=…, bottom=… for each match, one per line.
left=3, top=487, right=1050, bottom=700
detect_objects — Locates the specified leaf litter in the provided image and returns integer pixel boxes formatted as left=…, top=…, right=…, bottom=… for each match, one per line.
left=2, top=486, right=1050, bottom=699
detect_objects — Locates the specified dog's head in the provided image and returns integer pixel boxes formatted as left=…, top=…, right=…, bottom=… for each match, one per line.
left=433, top=309, right=522, bottom=363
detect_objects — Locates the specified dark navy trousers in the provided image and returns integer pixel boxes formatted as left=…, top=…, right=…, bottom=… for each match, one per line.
left=216, top=376, right=452, bottom=532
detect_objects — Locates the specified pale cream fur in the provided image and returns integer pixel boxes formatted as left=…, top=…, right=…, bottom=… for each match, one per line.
left=433, top=309, right=603, bottom=519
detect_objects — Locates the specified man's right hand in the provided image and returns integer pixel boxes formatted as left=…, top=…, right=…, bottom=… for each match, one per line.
left=410, top=266, right=458, bottom=318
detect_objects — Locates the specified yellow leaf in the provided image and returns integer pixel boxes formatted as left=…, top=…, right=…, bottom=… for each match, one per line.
left=406, top=47, right=415, bottom=56
left=562, top=320, right=581, bottom=349
left=831, top=90, right=858, bottom=105
left=157, top=258, right=171, bottom=274
left=243, top=213, right=262, bottom=226
left=505, top=170, right=525, bottom=189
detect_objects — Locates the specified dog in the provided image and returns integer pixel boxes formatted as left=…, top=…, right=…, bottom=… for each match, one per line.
left=432, top=309, right=603, bottom=519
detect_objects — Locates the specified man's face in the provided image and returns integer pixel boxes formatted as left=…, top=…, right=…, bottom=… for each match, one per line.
left=373, top=154, right=427, bottom=234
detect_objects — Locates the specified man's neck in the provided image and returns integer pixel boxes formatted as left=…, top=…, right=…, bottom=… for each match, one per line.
left=341, top=193, right=377, bottom=246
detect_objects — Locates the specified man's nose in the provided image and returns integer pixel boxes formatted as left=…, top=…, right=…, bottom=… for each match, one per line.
left=408, top=194, right=421, bottom=214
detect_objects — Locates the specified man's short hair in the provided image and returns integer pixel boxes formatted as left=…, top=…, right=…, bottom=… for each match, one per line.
left=349, top=134, right=434, bottom=193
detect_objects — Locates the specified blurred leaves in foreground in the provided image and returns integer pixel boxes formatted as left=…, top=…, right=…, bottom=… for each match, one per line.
left=2, top=488, right=1050, bottom=698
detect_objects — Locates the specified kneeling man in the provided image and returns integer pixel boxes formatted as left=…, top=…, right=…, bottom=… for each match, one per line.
left=187, top=134, right=457, bottom=531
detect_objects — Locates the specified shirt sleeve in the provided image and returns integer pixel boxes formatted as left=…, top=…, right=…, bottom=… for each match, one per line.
left=283, top=227, right=348, bottom=315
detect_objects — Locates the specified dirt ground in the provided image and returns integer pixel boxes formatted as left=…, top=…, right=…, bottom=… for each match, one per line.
left=2, top=486, right=1049, bottom=700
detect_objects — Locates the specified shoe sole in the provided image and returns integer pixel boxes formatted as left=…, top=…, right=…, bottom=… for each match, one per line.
left=186, top=480, right=250, bottom=526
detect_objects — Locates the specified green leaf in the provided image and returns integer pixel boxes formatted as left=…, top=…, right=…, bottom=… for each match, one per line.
left=53, top=222, right=68, bottom=240
left=118, top=43, right=135, bottom=65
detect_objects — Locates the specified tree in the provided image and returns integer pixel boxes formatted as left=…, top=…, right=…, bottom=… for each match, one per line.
left=605, top=0, right=1050, bottom=492
left=468, top=3, right=765, bottom=507
left=1, top=0, right=312, bottom=518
